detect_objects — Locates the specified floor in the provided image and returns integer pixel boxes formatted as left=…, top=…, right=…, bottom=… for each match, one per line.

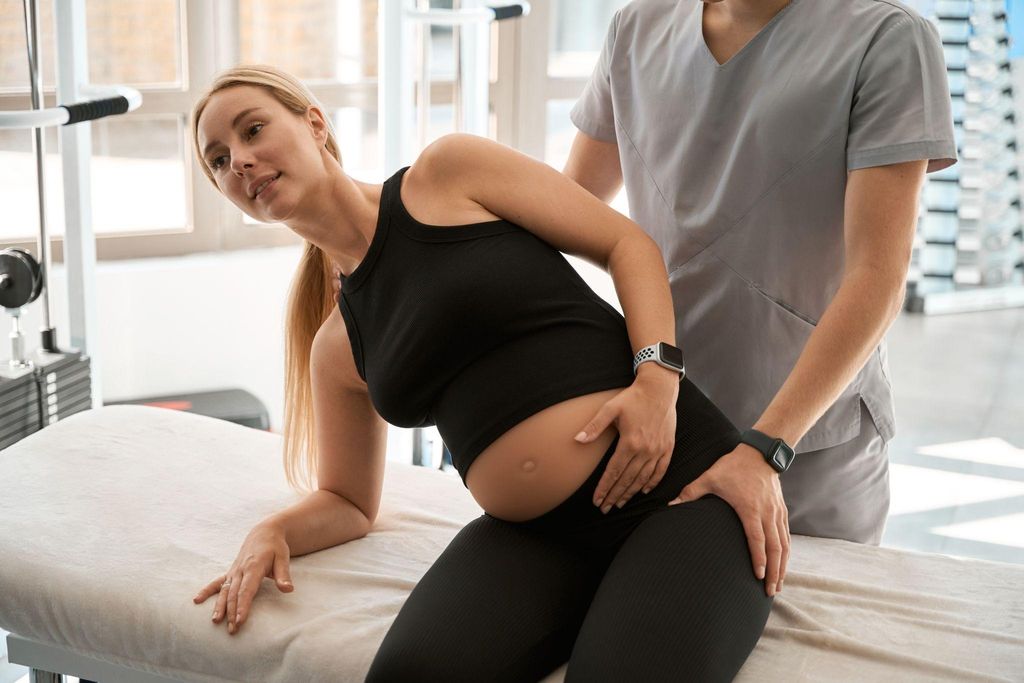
left=880, top=303, right=1024, bottom=564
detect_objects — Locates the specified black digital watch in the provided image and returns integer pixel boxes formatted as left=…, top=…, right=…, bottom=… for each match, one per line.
left=739, top=428, right=796, bottom=474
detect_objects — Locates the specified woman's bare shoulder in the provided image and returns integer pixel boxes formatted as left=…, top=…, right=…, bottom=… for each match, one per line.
left=405, top=136, right=504, bottom=226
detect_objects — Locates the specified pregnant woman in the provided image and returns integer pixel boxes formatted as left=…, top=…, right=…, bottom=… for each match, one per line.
left=190, top=64, right=781, bottom=682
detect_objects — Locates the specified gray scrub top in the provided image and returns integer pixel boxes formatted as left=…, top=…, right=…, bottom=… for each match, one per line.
left=571, top=0, right=957, bottom=453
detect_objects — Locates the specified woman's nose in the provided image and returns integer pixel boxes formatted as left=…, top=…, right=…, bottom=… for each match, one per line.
left=230, top=153, right=254, bottom=176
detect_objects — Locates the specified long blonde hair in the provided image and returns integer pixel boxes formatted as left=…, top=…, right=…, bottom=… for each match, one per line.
left=190, top=64, right=343, bottom=493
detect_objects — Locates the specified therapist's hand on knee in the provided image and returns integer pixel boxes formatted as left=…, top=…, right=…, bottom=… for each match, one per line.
left=192, top=520, right=295, bottom=636
left=668, top=444, right=790, bottom=598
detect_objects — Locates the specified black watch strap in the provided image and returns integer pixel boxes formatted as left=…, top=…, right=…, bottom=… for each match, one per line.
left=740, top=428, right=795, bottom=473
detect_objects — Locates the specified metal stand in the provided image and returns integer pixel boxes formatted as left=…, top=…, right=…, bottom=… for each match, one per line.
left=389, top=1, right=529, bottom=468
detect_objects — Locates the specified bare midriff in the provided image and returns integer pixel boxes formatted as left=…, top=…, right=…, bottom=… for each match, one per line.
left=464, top=387, right=627, bottom=522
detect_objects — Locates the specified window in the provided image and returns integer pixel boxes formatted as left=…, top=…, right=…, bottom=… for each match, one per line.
left=0, top=0, right=625, bottom=260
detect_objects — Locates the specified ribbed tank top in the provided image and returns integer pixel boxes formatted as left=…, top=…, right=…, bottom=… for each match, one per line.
left=338, top=166, right=637, bottom=487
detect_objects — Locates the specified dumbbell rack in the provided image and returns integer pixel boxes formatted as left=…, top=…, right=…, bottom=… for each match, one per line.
left=908, top=0, right=1024, bottom=313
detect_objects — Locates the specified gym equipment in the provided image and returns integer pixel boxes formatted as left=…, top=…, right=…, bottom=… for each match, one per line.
left=382, top=1, right=530, bottom=470
left=106, top=388, right=271, bottom=431
left=0, top=0, right=142, bottom=457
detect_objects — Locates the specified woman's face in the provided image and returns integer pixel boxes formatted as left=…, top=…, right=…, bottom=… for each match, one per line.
left=197, top=85, right=326, bottom=223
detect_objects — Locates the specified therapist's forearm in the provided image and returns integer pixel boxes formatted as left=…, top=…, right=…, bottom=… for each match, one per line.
left=752, top=267, right=905, bottom=447
left=607, top=236, right=680, bottom=387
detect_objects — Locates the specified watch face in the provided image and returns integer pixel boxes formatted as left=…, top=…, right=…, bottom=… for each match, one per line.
left=768, top=441, right=795, bottom=471
left=658, top=342, right=684, bottom=369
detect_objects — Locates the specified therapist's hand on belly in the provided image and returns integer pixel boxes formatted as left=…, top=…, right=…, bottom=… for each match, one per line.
left=669, top=445, right=790, bottom=597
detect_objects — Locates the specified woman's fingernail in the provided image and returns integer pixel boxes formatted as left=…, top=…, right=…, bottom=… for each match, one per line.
left=616, top=500, right=626, bottom=508
left=575, top=431, right=587, bottom=441
left=757, top=566, right=766, bottom=580
left=642, top=488, right=651, bottom=494
left=601, top=505, right=611, bottom=514
left=778, top=580, right=783, bottom=590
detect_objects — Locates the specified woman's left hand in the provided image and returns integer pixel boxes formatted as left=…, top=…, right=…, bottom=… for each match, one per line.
left=574, top=369, right=679, bottom=513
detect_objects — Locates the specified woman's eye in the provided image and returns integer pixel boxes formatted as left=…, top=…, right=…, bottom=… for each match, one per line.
left=208, top=122, right=264, bottom=171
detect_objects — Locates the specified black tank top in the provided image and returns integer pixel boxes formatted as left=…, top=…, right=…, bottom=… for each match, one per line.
left=338, top=166, right=636, bottom=487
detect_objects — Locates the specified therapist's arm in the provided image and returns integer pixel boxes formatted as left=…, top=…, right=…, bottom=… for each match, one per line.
left=750, top=159, right=928, bottom=447
left=563, top=130, right=623, bottom=204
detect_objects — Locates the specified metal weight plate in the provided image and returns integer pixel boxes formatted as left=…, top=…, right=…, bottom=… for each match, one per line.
left=0, top=248, right=43, bottom=309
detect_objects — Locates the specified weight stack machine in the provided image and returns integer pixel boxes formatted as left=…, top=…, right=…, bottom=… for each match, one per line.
left=909, top=0, right=1024, bottom=313
left=0, top=0, right=142, bottom=451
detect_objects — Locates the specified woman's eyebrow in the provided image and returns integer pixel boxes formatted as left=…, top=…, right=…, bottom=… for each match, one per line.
left=202, top=107, right=266, bottom=157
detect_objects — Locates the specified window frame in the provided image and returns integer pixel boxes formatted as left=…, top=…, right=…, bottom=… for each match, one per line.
left=0, top=0, right=593, bottom=262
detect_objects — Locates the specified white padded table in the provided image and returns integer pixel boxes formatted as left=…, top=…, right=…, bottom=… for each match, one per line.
left=0, top=405, right=1022, bottom=682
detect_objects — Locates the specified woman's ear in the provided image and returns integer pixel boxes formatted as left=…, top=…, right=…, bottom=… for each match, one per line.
left=305, top=105, right=329, bottom=145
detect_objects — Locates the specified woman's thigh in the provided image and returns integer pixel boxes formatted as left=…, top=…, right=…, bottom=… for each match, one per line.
left=565, top=495, right=773, bottom=683
left=365, top=513, right=608, bottom=683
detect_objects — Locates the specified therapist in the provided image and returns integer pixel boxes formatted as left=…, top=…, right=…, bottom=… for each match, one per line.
left=563, top=0, right=957, bottom=585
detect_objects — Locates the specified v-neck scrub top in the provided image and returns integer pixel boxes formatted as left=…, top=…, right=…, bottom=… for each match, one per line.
left=570, top=0, right=957, bottom=452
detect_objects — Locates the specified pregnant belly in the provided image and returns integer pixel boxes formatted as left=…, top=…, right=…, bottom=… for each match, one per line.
left=464, top=387, right=626, bottom=522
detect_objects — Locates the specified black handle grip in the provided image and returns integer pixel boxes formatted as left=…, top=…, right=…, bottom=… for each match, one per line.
left=62, top=96, right=130, bottom=125
left=490, top=4, right=525, bottom=21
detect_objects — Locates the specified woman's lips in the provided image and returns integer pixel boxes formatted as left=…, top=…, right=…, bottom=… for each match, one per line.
left=255, top=173, right=281, bottom=200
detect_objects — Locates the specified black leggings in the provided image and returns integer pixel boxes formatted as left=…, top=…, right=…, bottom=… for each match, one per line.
left=365, top=377, right=773, bottom=682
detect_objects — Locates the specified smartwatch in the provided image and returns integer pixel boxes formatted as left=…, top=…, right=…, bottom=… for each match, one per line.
left=740, top=428, right=796, bottom=474
left=632, top=342, right=685, bottom=380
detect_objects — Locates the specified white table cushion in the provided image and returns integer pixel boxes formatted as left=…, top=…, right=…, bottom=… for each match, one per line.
left=0, top=405, right=1021, bottom=682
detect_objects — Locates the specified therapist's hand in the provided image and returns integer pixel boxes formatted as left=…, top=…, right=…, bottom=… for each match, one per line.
left=575, top=366, right=680, bottom=513
left=668, top=445, right=790, bottom=597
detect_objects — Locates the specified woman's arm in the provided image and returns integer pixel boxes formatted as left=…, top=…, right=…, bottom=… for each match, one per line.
left=419, top=133, right=680, bottom=389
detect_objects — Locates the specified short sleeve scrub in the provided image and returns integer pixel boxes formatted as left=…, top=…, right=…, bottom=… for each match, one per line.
left=570, top=0, right=957, bottom=452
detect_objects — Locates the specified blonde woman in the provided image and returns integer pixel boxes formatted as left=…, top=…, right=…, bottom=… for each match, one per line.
left=189, top=65, right=776, bottom=682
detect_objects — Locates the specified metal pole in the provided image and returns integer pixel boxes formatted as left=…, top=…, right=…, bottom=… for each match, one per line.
left=417, top=0, right=431, bottom=151
left=22, top=0, right=57, bottom=352
left=452, top=0, right=462, bottom=133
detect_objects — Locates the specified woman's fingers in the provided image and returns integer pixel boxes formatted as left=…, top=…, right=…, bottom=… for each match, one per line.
left=593, top=450, right=639, bottom=512
left=274, top=555, right=294, bottom=592
left=644, top=452, right=672, bottom=493
left=596, top=444, right=662, bottom=512
left=615, top=456, right=659, bottom=509
left=213, top=576, right=231, bottom=624
left=233, top=569, right=261, bottom=632
left=226, top=572, right=243, bottom=634
left=194, top=574, right=227, bottom=604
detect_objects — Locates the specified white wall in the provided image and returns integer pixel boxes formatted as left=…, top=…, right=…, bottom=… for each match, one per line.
left=33, top=245, right=620, bottom=467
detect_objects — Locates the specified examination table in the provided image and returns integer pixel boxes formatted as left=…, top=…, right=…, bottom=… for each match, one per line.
left=1, top=405, right=1022, bottom=682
